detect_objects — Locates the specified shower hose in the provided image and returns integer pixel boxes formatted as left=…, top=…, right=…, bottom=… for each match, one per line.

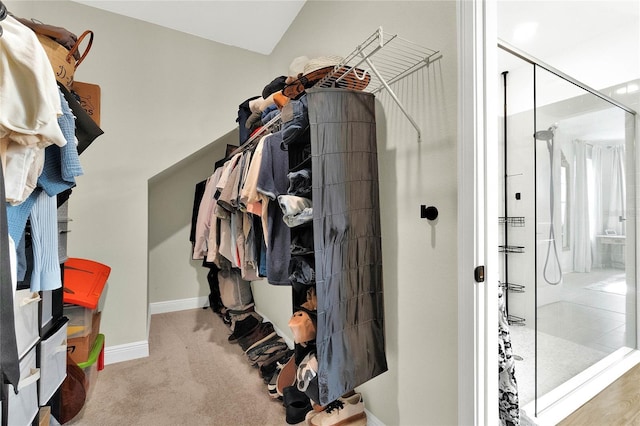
left=544, top=140, right=563, bottom=285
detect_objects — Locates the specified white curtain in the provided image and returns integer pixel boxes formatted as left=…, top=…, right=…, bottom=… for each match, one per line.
left=591, top=145, right=603, bottom=267
left=592, top=144, right=626, bottom=266
left=572, top=140, right=591, bottom=272
left=595, top=144, right=625, bottom=234
left=572, top=141, right=625, bottom=271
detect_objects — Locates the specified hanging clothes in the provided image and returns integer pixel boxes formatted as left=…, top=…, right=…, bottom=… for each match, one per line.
left=28, top=190, right=60, bottom=291
left=0, top=16, right=67, bottom=205
left=256, top=131, right=291, bottom=286
left=499, top=283, right=520, bottom=426
left=205, top=167, right=224, bottom=265
left=190, top=179, right=207, bottom=248
left=239, top=135, right=266, bottom=217
left=192, top=173, right=217, bottom=260
left=0, top=158, right=20, bottom=392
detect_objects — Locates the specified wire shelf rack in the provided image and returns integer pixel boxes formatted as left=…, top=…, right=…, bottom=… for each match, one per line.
left=499, top=245, right=525, bottom=254
left=230, top=26, right=441, bottom=157
left=507, top=283, right=525, bottom=293
left=315, top=27, right=442, bottom=142
left=507, top=314, right=526, bottom=326
left=499, top=216, right=525, bottom=227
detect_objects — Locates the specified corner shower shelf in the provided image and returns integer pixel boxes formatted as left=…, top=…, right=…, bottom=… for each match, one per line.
left=499, top=216, right=525, bottom=227
left=315, top=27, right=442, bottom=143
left=501, top=282, right=525, bottom=293
left=499, top=245, right=525, bottom=254
left=508, top=283, right=525, bottom=293
left=507, top=314, right=526, bottom=326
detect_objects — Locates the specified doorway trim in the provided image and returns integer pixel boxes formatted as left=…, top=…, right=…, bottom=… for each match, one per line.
left=457, top=0, right=499, bottom=424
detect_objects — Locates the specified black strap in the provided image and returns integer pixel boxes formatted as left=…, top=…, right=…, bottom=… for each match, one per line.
left=227, top=305, right=255, bottom=316
left=0, top=161, right=20, bottom=392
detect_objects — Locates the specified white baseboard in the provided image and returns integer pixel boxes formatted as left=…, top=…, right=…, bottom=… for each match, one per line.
left=104, top=340, right=149, bottom=365
left=105, top=296, right=208, bottom=365
left=149, top=296, right=209, bottom=315
left=365, top=409, right=385, bottom=426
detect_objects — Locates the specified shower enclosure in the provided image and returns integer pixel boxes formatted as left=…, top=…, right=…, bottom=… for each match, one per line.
left=498, top=43, right=637, bottom=421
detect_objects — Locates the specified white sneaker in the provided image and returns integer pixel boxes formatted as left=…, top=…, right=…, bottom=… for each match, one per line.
left=308, top=393, right=367, bottom=426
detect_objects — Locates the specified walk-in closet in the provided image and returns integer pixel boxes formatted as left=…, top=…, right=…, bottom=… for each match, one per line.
left=2, top=1, right=636, bottom=425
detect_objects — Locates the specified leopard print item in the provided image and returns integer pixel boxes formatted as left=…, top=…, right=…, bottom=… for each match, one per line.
left=499, top=284, right=520, bottom=426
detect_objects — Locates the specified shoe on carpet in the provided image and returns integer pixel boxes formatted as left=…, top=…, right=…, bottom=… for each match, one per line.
left=276, top=355, right=297, bottom=397
left=283, top=385, right=312, bottom=425
left=244, top=332, right=282, bottom=355
left=304, top=402, right=326, bottom=423
left=308, top=393, right=367, bottom=426
left=267, top=368, right=282, bottom=399
left=238, top=321, right=276, bottom=352
left=252, top=344, right=291, bottom=369
left=260, top=349, right=294, bottom=383
left=259, top=348, right=293, bottom=383
left=228, top=315, right=260, bottom=343
left=246, top=338, right=289, bottom=367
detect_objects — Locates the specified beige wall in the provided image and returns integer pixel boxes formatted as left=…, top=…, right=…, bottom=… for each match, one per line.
left=148, top=131, right=238, bottom=306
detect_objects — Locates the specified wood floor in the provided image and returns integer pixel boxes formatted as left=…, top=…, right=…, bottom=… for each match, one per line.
left=559, top=363, right=640, bottom=425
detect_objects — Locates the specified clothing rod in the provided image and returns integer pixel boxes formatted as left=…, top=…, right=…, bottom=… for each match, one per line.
left=228, top=111, right=281, bottom=159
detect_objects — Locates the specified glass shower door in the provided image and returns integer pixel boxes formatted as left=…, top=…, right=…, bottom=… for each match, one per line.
left=534, top=64, right=637, bottom=413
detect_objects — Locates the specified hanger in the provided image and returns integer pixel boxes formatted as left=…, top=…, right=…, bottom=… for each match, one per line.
left=228, top=111, right=282, bottom=159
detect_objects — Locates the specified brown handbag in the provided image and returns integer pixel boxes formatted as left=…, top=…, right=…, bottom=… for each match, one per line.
left=72, top=81, right=101, bottom=126
left=36, top=29, right=94, bottom=89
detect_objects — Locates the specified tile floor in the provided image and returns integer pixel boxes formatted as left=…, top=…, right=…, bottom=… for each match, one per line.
left=509, top=267, right=634, bottom=407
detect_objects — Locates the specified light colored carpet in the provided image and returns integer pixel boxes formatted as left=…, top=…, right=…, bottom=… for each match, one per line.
left=67, top=308, right=289, bottom=426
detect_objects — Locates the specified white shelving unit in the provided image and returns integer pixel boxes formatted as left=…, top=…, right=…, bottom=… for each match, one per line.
left=316, top=27, right=442, bottom=142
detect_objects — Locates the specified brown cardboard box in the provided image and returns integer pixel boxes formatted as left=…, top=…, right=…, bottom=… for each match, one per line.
left=67, top=311, right=101, bottom=364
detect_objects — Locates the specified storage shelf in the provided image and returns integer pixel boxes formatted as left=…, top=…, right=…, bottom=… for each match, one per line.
left=508, top=283, right=525, bottom=293
left=499, top=245, right=525, bottom=254
left=508, top=314, right=526, bottom=326
left=315, top=27, right=442, bottom=143
left=499, top=216, right=525, bottom=227
left=231, top=26, right=441, bottom=155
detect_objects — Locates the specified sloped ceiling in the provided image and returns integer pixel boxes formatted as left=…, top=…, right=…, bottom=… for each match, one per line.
left=71, top=0, right=306, bottom=55
left=71, top=1, right=638, bottom=62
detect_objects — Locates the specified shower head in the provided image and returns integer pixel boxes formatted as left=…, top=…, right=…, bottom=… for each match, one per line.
left=534, top=124, right=558, bottom=141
